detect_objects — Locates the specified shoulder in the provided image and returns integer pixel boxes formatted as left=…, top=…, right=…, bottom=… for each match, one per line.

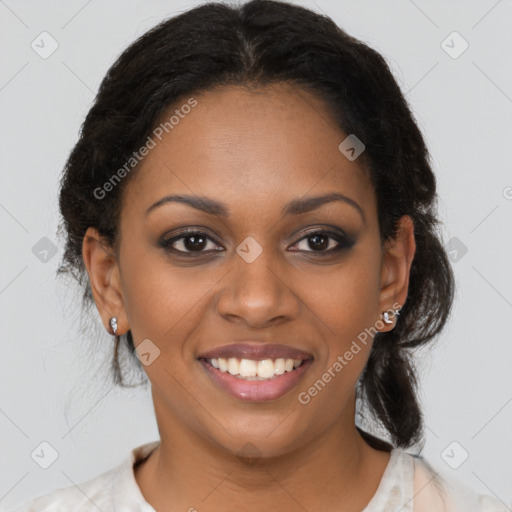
left=407, top=451, right=509, bottom=512
left=8, top=441, right=160, bottom=512
left=8, top=464, right=119, bottom=512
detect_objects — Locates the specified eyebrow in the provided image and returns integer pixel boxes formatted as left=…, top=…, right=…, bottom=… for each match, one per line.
left=145, top=192, right=365, bottom=223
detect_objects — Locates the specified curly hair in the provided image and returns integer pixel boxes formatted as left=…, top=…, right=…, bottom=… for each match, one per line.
left=57, top=0, right=454, bottom=450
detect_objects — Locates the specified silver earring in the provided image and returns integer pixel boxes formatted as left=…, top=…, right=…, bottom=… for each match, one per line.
left=382, top=311, right=393, bottom=324
left=382, top=306, right=401, bottom=325
left=110, top=316, right=118, bottom=335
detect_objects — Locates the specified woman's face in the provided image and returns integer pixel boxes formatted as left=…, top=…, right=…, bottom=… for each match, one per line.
left=85, top=83, right=414, bottom=458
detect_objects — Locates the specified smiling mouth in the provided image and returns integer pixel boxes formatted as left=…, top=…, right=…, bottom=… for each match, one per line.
left=201, top=357, right=307, bottom=380
left=197, top=342, right=314, bottom=401
left=199, top=356, right=313, bottom=402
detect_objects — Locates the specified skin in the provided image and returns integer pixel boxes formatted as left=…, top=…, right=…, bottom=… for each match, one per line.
left=82, top=83, right=415, bottom=512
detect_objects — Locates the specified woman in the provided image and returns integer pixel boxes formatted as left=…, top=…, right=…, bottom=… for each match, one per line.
left=11, top=0, right=507, bottom=510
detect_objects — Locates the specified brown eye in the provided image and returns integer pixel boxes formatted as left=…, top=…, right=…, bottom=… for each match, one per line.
left=290, top=230, right=354, bottom=254
left=305, top=232, right=331, bottom=251
left=160, top=231, right=222, bottom=254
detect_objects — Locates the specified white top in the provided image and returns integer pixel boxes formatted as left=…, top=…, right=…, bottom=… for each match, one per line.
left=9, top=441, right=508, bottom=511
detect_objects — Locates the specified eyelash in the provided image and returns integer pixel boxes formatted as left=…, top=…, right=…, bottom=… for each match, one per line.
left=159, top=228, right=354, bottom=257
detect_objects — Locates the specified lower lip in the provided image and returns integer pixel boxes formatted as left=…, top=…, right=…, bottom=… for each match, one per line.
left=199, top=359, right=313, bottom=402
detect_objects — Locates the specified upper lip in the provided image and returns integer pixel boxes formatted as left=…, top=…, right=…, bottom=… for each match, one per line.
left=198, top=343, right=313, bottom=361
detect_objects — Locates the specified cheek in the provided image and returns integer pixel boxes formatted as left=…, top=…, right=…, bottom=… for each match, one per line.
left=308, top=249, right=381, bottom=335
left=302, top=244, right=382, bottom=380
left=118, top=241, right=221, bottom=346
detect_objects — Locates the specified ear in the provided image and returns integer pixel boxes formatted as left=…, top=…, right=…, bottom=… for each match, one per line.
left=378, top=215, right=416, bottom=330
left=82, top=227, right=129, bottom=335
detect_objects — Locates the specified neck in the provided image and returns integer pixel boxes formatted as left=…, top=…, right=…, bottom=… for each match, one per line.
left=135, top=395, right=391, bottom=512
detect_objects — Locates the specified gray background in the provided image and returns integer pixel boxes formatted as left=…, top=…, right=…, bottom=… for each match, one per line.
left=1, top=0, right=511, bottom=509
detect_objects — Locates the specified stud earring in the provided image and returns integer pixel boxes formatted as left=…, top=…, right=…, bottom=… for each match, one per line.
left=110, top=316, right=118, bottom=335
left=382, top=306, right=401, bottom=325
left=382, top=311, right=393, bottom=324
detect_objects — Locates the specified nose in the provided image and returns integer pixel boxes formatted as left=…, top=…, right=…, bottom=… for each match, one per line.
left=215, top=247, right=301, bottom=329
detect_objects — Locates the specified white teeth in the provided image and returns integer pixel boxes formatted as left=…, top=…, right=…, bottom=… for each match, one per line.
left=257, top=359, right=275, bottom=379
left=209, top=357, right=304, bottom=380
left=218, top=357, right=228, bottom=372
left=227, top=357, right=239, bottom=376
left=274, top=358, right=286, bottom=375
left=239, top=358, right=257, bottom=377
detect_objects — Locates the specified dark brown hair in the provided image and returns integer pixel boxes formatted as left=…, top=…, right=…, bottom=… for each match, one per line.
left=57, top=0, right=454, bottom=450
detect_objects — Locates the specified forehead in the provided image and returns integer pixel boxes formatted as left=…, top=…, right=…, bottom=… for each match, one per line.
left=123, top=83, right=375, bottom=219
